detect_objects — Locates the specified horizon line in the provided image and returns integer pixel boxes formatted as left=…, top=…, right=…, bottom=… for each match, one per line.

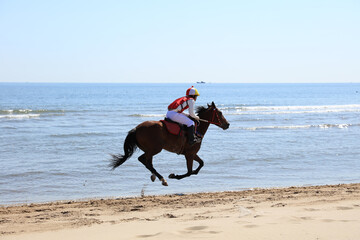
left=1, top=82, right=359, bottom=84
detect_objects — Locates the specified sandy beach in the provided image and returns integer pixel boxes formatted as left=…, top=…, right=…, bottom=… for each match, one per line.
left=1, top=183, right=360, bottom=240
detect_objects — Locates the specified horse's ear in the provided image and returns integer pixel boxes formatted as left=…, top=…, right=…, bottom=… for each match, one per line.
left=207, top=103, right=211, bottom=108
left=211, top=101, right=216, bottom=107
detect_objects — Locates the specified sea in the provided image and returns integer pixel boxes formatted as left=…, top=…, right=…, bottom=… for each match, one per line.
left=1, top=83, right=360, bottom=205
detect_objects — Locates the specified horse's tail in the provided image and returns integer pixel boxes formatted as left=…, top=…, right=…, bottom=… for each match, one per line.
left=110, top=128, right=138, bottom=170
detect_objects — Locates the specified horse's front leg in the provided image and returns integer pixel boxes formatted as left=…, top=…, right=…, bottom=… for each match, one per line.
left=169, top=154, right=194, bottom=180
left=192, top=154, right=204, bottom=175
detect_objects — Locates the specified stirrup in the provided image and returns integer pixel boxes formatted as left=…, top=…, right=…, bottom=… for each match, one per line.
left=188, top=136, right=201, bottom=145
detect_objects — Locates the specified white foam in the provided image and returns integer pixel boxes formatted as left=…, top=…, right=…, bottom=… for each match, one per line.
left=129, top=114, right=165, bottom=118
left=244, top=123, right=354, bottom=131
left=245, top=125, right=311, bottom=131
left=0, top=109, right=33, bottom=114
left=222, top=104, right=360, bottom=115
left=0, top=114, right=40, bottom=119
left=318, top=123, right=350, bottom=129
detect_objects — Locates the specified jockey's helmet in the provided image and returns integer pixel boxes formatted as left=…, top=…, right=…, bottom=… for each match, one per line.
left=186, top=86, right=200, bottom=96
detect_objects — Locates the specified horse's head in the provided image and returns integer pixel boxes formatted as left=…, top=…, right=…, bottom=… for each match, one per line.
left=197, top=102, right=230, bottom=130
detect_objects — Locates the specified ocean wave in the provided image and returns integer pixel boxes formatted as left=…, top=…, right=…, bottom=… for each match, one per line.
left=0, top=109, right=66, bottom=114
left=128, top=113, right=165, bottom=118
left=0, top=109, right=67, bottom=120
left=0, top=114, right=40, bottom=119
left=226, top=109, right=360, bottom=115
left=243, top=123, right=358, bottom=131
left=221, top=104, right=360, bottom=115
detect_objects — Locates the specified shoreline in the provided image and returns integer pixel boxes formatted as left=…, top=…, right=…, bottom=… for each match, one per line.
left=1, top=182, right=354, bottom=207
left=1, top=183, right=360, bottom=239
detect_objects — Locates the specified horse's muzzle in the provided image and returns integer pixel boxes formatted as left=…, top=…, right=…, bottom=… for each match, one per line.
left=222, top=123, right=230, bottom=130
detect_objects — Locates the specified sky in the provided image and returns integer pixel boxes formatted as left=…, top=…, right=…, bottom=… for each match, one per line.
left=0, top=0, right=359, bottom=83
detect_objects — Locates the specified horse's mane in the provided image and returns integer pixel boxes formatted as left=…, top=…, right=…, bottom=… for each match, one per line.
left=196, top=106, right=207, bottom=115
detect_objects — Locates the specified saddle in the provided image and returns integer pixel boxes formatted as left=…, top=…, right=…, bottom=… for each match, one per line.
left=160, top=118, right=184, bottom=136
left=161, top=118, right=203, bottom=138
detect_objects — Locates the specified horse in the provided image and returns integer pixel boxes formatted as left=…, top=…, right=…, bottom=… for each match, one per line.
left=110, top=101, right=230, bottom=186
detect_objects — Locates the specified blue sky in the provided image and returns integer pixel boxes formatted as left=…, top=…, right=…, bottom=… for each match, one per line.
left=0, top=0, right=359, bottom=83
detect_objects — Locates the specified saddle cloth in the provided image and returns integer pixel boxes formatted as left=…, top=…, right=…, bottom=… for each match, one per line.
left=160, top=118, right=183, bottom=135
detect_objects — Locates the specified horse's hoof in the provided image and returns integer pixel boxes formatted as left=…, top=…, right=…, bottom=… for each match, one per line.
left=161, top=178, right=168, bottom=186
left=150, top=174, right=156, bottom=182
left=168, top=173, right=176, bottom=179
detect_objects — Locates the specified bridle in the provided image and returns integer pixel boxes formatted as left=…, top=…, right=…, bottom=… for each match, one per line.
left=196, top=107, right=224, bottom=139
left=200, top=107, right=222, bottom=127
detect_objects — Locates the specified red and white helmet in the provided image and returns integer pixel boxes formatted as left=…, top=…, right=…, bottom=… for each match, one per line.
left=186, top=86, right=200, bottom=96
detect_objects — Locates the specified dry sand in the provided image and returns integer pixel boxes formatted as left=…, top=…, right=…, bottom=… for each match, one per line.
left=1, top=183, right=360, bottom=240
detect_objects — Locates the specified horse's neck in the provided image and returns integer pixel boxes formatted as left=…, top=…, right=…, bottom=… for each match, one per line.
left=197, top=113, right=211, bottom=136
left=197, top=122, right=210, bottom=136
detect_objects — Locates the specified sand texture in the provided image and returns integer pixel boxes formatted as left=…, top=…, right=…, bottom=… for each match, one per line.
left=1, top=183, right=360, bottom=240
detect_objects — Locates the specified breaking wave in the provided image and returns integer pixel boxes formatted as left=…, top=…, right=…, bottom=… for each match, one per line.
left=242, top=123, right=359, bottom=131
left=0, top=114, right=41, bottom=119
left=0, top=109, right=65, bottom=114
left=129, top=113, right=165, bottom=118
left=221, top=104, right=360, bottom=115
left=0, top=109, right=66, bottom=120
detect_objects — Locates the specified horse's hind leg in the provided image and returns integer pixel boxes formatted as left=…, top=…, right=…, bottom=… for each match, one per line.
left=138, top=153, right=168, bottom=186
left=138, top=154, right=157, bottom=179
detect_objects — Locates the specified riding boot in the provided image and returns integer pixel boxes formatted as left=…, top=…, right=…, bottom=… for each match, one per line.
left=186, top=125, right=201, bottom=146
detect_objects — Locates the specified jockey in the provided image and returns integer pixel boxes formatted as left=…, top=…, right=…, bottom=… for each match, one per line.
left=167, top=86, right=201, bottom=145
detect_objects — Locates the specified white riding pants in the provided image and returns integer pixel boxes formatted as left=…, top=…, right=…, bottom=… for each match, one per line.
left=166, top=111, right=194, bottom=127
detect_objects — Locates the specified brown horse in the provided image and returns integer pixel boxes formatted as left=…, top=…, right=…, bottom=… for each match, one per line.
left=110, top=102, right=230, bottom=186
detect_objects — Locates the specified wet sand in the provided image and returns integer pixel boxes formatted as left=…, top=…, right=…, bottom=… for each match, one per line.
left=1, top=183, right=360, bottom=240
